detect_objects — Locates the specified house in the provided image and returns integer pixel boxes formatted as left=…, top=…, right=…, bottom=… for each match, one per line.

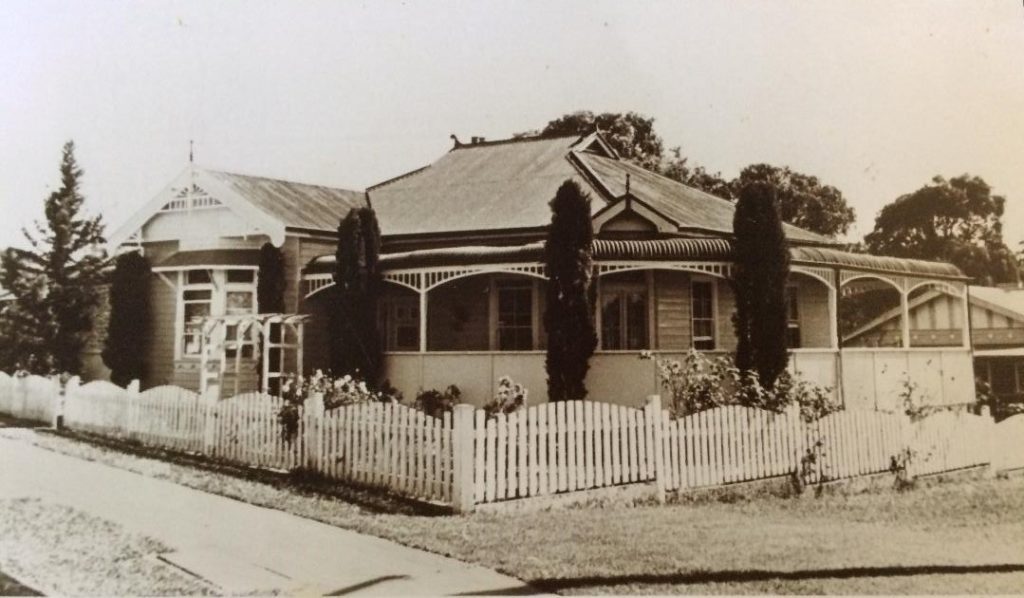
left=107, top=166, right=366, bottom=391
left=846, top=283, right=1024, bottom=412
left=297, top=132, right=973, bottom=410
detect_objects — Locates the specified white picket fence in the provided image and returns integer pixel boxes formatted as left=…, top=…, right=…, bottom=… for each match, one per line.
left=1, top=371, right=1022, bottom=512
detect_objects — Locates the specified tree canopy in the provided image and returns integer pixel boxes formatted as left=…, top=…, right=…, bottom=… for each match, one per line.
left=0, top=141, right=106, bottom=374
left=534, top=110, right=664, bottom=171
left=865, top=175, right=1020, bottom=285
left=331, top=207, right=383, bottom=384
left=733, top=164, right=855, bottom=237
left=102, top=251, right=150, bottom=386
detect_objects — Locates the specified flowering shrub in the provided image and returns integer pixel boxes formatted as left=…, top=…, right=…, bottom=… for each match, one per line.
left=641, top=350, right=837, bottom=421
left=277, top=370, right=394, bottom=441
left=414, top=385, right=462, bottom=418
left=484, top=376, right=527, bottom=418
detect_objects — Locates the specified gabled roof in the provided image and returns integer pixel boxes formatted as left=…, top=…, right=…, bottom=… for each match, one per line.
left=108, top=166, right=365, bottom=249
left=968, top=286, right=1024, bottom=321
left=367, top=132, right=835, bottom=245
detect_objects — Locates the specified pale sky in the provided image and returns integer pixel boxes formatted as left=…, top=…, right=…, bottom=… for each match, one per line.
left=2, top=0, right=1023, bottom=251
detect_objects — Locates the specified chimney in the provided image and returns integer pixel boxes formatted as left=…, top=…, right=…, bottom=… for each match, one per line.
left=470, top=136, right=486, bottom=144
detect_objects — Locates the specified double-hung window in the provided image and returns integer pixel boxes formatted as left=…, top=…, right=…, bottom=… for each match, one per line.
left=691, top=280, right=715, bottom=350
left=786, top=286, right=801, bottom=349
left=381, top=297, right=420, bottom=351
left=601, top=277, right=649, bottom=350
left=496, top=280, right=533, bottom=350
left=178, top=268, right=257, bottom=358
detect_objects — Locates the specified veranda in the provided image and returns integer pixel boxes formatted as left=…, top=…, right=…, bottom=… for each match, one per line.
left=302, top=239, right=975, bottom=409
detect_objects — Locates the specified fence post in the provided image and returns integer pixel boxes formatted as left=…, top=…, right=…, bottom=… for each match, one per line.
left=646, top=395, right=667, bottom=504
left=61, top=376, right=80, bottom=430
left=14, top=374, right=27, bottom=419
left=304, top=392, right=325, bottom=471
left=451, top=404, right=476, bottom=513
left=202, top=383, right=220, bottom=455
left=979, top=406, right=998, bottom=478
left=126, top=380, right=140, bottom=440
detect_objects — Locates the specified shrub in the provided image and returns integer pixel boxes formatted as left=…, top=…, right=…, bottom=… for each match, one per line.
left=277, top=370, right=393, bottom=441
left=414, top=385, right=462, bottom=418
left=102, top=252, right=150, bottom=387
left=484, top=376, right=528, bottom=418
left=642, top=350, right=836, bottom=420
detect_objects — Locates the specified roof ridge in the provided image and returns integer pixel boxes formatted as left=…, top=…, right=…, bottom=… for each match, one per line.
left=450, top=132, right=585, bottom=150
left=367, top=164, right=433, bottom=191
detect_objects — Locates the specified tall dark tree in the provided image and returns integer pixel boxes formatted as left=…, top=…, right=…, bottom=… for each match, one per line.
left=0, top=141, right=105, bottom=374
left=732, top=164, right=855, bottom=237
left=865, top=174, right=1020, bottom=285
left=543, top=180, right=598, bottom=402
left=732, top=182, right=791, bottom=390
left=102, top=252, right=150, bottom=386
left=331, top=207, right=383, bottom=384
left=256, top=242, right=286, bottom=313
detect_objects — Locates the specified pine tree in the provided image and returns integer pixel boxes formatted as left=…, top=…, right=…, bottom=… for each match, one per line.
left=0, top=141, right=106, bottom=374
left=257, top=242, right=286, bottom=314
left=102, top=252, right=150, bottom=386
left=331, top=207, right=383, bottom=384
left=544, top=180, right=598, bottom=402
left=732, top=181, right=790, bottom=390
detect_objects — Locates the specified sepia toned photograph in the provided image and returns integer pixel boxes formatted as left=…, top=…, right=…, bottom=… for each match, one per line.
left=1, top=1, right=1023, bottom=595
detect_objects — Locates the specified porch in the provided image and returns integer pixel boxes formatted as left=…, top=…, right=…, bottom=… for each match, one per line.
left=302, top=239, right=974, bottom=409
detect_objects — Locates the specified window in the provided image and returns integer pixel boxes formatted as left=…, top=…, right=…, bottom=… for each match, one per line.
left=381, top=297, right=420, bottom=351
left=786, top=286, right=801, bottom=348
left=178, top=268, right=257, bottom=358
left=691, top=281, right=715, bottom=350
left=601, top=281, right=649, bottom=350
left=497, top=281, right=533, bottom=350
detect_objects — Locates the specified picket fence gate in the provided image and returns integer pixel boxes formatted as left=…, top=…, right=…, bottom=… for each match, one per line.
left=1, top=372, right=1022, bottom=512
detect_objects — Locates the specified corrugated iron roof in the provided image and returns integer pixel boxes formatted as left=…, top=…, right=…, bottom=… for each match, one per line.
left=306, top=238, right=962, bottom=280
left=968, top=285, right=1024, bottom=318
left=204, top=170, right=366, bottom=232
left=790, top=246, right=964, bottom=279
left=369, top=135, right=602, bottom=236
left=575, top=153, right=830, bottom=244
left=155, top=249, right=261, bottom=270
left=368, top=133, right=835, bottom=245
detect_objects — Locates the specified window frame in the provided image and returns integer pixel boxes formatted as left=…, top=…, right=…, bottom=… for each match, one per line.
left=600, top=275, right=650, bottom=351
left=175, top=268, right=258, bottom=360
left=690, top=278, right=717, bottom=351
left=786, top=285, right=802, bottom=349
left=494, top=278, right=535, bottom=351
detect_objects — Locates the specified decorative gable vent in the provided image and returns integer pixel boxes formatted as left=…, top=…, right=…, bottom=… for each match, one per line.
left=160, top=184, right=223, bottom=212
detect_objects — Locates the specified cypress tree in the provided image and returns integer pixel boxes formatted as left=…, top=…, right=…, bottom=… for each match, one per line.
left=256, top=242, right=286, bottom=313
left=544, top=180, right=598, bottom=402
left=331, top=207, right=383, bottom=384
left=102, top=252, right=150, bottom=386
left=732, top=181, right=790, bottom=390
left=0, top=141, right=106, bottom=374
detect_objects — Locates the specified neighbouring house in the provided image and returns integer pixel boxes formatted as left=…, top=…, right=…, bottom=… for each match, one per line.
left=846, top=283, right=1024, bottom=414
left=106, top=166, right=365, bottom=391
left=297, top=132, right=973, bottom=410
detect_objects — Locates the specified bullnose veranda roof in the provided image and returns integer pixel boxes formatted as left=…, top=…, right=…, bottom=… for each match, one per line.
left=305, top=238, right=964, bottom=281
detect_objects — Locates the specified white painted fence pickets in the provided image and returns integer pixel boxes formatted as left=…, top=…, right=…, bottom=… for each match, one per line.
left=1, top=372, right=1022, bottom=512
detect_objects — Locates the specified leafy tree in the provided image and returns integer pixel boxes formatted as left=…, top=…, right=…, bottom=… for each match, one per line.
left=733, top=164, right=855, bottom=237
left=661, top=147, right=734, bottom=199
left=530, top=110, right=665, bottom=171
left=865, top=175, right=1020, bottom=285
left=732, top=182, right=790, bottom=390
left=0, top=141, right=105, bottom=374
left=331, top=207, right=383, bottom=384
left=544, top=180, right=598, bottom=402
left=102, top=252, right=150, bottom=386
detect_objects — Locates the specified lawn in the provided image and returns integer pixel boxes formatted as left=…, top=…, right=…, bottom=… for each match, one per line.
left=3, top=422, right=1023, bottom=595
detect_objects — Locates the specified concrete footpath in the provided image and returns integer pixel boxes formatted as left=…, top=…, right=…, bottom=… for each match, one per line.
left=0, top=432, right=540, bottom=596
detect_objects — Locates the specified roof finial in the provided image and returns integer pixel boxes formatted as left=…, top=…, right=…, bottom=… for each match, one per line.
left=189, top=139, right=194, bottom=164
left=625, top=173, right=631, bottom=195
left=450, top=134, right=463, bottom=148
